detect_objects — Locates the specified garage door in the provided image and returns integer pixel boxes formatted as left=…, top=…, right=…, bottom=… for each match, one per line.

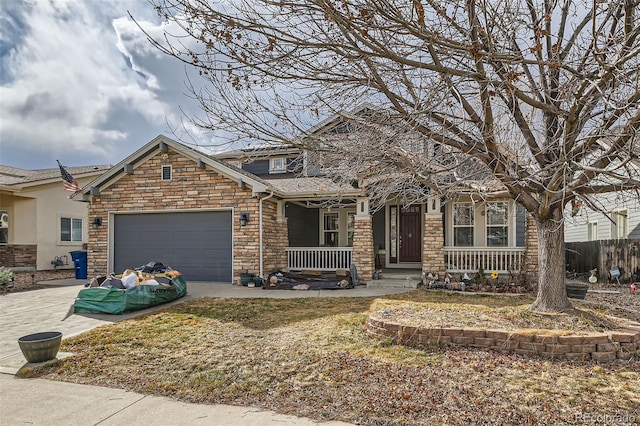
left=113, top=211, right=232, bottom=282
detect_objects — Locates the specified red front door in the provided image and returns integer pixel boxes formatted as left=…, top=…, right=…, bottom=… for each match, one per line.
left=399, top=205, right=422, bottom=262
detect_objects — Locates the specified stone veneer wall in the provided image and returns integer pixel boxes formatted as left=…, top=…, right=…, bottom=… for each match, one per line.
left=260, top=203, right=288, bottom=276
left=87, top=151, right=285, bottom=282
left=0, top=245, right=37, bottom=268
left=422, top=213, right=445, bottom=275
left=352, top=216, right=375, bottom=281
left=365, top=317, right=640, bottom=362
left=524, top=214, right=539, bottom=284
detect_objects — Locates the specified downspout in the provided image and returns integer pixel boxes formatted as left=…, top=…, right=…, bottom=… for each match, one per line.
left=258, top=191, right=275, bottom=278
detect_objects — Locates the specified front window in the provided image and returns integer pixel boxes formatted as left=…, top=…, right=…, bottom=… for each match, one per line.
left=0, top=211, right=8, bottom=244
left=611, top=211, right=627, bottom=239
left=486, top=202, right=508, bottom=247
left=453, top=203, right=474, bottom=246
left=61, top=217, right=83, bottom=242
left=322, top=212, right=339, bottom=246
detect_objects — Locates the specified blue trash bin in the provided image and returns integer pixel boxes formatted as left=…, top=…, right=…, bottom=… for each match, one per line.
left=69, top=251, right=88, bottom=279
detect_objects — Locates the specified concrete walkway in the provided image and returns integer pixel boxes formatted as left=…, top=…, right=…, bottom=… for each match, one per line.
left=0, top=279, right=411, bottom=425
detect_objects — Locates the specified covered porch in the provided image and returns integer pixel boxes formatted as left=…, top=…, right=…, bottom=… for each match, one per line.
left=281, top=195, right=534, bottom=280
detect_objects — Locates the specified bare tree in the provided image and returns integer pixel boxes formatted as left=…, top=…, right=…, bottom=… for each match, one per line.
left=142, top=0, right=640, bottom=312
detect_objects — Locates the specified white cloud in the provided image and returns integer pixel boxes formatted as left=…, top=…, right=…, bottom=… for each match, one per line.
left=0, top=0, right=201, bottom=168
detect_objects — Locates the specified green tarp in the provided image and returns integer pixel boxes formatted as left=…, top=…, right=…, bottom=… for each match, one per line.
left=73, top=276, right=187, bottom=314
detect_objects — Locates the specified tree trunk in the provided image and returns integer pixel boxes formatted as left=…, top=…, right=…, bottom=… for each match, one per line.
left=530, top=210, right=572, bottom=312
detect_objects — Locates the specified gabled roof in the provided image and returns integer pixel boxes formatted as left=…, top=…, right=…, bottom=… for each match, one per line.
left=72, top=135, right=272, bottom=200
left=0, top=164, right=111, bottom=189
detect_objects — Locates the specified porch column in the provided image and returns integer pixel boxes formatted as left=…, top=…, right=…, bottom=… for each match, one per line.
left=352, top=198, right=375, bottom=282
left=274, top=200, right=288, bottom=270
left=422, top=196, right=445, bottom=275
left=524, top=213, right=539, bottom=284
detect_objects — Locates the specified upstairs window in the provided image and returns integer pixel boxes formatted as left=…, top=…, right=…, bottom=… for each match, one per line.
left=61, top=217, right=83, bottom=242
left=269, top=158, right=286, bottom=173
left=161, top=165, right=172, bottom=181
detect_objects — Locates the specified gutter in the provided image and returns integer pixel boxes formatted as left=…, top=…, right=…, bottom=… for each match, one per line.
left=258, top=191, right=275, bottom=278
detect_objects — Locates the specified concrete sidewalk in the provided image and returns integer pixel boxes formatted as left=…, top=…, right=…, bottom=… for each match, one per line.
left=0, top=280, right=411, bottom=425
left=0, top=374, right=351, bottom=426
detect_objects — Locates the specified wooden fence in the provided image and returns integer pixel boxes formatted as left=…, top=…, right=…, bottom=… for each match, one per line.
left=565, top=239, right=640, bottom=283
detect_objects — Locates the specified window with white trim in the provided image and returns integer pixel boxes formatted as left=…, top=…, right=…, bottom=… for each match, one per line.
left=269, top=158, right=286, bottom=173
left=322, top=212, right=339, bottom=247
left=587, top=222, right=598, bottom=241
left=453, top=203, right=474, bottom=246
left=486, top=202, right=509, bottom=247
left=161, top=165, right=172, bottom=181
left=0, top=211, right=8, bottom=244
left=611, top=210, right=628, bottom=239
left=61, top=217, right=83, bottom=242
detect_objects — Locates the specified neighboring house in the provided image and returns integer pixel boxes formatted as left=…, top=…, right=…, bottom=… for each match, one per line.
left=74, top=130, right=539, bottom=284
left=565, top=195, right=640, bottom=242
left=0, top=164, right=111, bottom=272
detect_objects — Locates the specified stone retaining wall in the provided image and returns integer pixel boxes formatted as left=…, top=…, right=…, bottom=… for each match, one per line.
left=365, top=317, right=640, bottom=362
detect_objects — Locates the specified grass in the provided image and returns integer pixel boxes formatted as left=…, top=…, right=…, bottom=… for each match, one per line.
left=24, top=290, right=640, bottom=425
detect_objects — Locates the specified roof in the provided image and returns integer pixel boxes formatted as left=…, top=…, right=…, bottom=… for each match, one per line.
left=215, top=145, right=301, bottom=160
left=264, top=177, right=360, bottom=199
left=73, top=135, right=272, bottom=200
left=0, top=164, right=112, bottom=187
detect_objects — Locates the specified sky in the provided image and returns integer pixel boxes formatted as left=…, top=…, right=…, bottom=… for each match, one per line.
left=0, top=0, right=215, bottom=170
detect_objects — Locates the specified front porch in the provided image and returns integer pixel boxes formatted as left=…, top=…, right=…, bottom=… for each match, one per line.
left=278, top=196, right=538, bottom=284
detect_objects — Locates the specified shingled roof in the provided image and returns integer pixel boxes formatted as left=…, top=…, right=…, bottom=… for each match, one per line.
left=0, top=164, right=112, bottom=187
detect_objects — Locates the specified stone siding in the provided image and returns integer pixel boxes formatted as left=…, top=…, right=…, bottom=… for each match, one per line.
left=422, top=213, right=445, bottom=274
left=524, top=214, right=539, bottom=284
left=352, top=216, right=375, bottom=281
left=0, top=245, right=37, bottom=268
left=365, top=317, right=640, bottom=362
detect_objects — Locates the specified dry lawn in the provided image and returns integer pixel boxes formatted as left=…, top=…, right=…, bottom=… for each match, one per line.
left=24, top=291, right=640, bottom=425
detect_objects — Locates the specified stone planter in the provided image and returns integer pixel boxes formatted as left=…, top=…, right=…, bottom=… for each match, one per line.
left=566, top=283, right=589, bottom=300
left=18, top=331, right=62, bottom=363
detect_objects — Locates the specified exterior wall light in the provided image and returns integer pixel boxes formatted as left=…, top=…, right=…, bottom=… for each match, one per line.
left=92, top=217, right=102, bottom=226
left=239, top=212, right=249, bottom=227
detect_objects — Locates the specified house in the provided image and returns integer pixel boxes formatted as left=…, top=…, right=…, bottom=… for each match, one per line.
left=562, top=135, right=640, bottom=282
left=73, top=129, right=540, bottom=285
left=564, top=194, right=640, bottom=282
left=565, top=195, right=640, bottom=242
left=0, top=164, right=111, bottom=273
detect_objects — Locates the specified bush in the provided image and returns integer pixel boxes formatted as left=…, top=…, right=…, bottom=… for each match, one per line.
left=0, top=266, right=14, bottom=287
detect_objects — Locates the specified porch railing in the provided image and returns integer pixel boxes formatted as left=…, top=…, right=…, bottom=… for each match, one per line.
left=444, top=247, right=526, bottom=274
left=286, top=247, right=353, bottom=271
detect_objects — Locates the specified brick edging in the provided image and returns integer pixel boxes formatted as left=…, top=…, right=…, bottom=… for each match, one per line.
left=365, top=316, right=640, bottom=362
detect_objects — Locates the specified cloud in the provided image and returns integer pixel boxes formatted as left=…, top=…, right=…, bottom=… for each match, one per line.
left=0, top=0, right=205, bottom=169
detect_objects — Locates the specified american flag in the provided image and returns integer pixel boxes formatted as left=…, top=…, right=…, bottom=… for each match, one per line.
left=57, top=160, right=80, bottom=192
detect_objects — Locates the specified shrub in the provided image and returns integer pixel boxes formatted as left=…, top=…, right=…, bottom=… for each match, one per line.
left=0, top=266, right=14, bottom=287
